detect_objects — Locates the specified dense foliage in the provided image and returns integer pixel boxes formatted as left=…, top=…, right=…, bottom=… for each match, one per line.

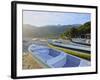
left=60, top=21, right=91, bottom=39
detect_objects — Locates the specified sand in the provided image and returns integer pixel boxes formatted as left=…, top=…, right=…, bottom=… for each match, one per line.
left=22, top=52, right=43, bottom=69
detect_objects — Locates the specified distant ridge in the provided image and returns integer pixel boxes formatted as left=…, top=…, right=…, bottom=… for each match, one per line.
left=23, top=24, right=81, bottom=38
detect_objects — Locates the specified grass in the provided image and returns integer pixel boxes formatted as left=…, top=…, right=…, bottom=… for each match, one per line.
left=48, top=44, right=91, bottom=61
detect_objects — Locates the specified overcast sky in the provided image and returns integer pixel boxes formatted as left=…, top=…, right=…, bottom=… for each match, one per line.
left=23, top=10, right=91, bottom=27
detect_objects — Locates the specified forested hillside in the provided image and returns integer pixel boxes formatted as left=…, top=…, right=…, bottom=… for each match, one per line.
left=60, top=21, right=91, bottom=39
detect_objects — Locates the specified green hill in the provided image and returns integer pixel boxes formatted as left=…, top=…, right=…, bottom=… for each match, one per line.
left=23, top=24, right=80, bottom=38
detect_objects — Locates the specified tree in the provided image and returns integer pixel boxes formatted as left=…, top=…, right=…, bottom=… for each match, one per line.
left=60, top=21, right=91, bottom=39
left=78, top=22, right=91, bottom=35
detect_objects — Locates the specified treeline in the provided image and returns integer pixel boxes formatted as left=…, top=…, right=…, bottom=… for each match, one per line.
left=60, top=21, right=91, bottom=39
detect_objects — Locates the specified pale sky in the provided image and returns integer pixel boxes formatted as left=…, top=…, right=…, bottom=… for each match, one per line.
left=23, top=10, right=91, bottom=27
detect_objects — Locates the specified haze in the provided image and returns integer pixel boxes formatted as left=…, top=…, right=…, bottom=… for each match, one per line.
left=23, top=10, right=91, bottom=27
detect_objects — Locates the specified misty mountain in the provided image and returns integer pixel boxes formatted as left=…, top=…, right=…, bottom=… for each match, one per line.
left=22, top=24, right=81, bottom=38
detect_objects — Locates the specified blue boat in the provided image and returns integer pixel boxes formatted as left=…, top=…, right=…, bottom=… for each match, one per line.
left=48, top=39, right=90, bottom=53
left=28, top=44, right=90, bottom=68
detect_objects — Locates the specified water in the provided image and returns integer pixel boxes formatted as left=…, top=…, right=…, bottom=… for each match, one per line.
left=28, top=44, right=90, bottom=68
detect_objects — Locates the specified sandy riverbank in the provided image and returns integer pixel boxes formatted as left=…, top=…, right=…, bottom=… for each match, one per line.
left=22, top=52, right=43, bottom=69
